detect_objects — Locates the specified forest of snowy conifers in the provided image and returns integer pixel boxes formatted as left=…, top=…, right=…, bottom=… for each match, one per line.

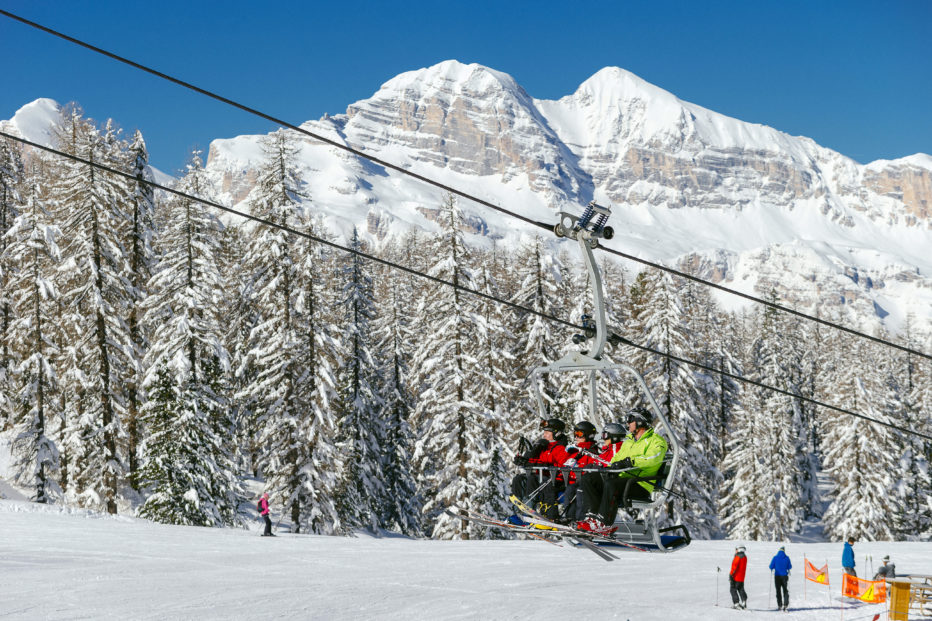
left=1, top=107, right=930, bottom=543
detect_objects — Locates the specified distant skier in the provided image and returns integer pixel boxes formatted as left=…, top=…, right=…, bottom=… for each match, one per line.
left=511, top=419, right=570, bottom=520
left=576, top=408, right=667, bottom=535
left=729, top=546, right=748, bottom=610
left=258, top=492, right=274, bottom=537
left=769, top=545, right=792, bottom=611
left=842, top=536, right=856, bottom=576
left=873, top=555, right=895, bottom=580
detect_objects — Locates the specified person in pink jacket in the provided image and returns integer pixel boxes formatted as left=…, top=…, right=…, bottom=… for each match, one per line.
left=258, top=492, right=274, bottom=537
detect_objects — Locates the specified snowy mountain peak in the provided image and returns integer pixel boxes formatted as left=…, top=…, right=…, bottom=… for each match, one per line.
left=376, top=59, right=527, bottom=102
left=1, top=97, right=61, bottom=146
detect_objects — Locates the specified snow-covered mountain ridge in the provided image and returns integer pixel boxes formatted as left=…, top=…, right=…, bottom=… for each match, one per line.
left=205, top=60, right=932, bottom=336
left=5, top=61, right=931, bottom=335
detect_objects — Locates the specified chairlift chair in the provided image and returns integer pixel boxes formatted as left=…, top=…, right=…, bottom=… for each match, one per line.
left=524, top=204, right=691, bottom=552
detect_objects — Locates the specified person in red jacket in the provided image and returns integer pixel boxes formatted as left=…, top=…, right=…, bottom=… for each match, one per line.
left=562, top=421, right=626, bottom=522
left=512, top=418, right=569, bottom=519
left=729, top=546, right=748, bottom=609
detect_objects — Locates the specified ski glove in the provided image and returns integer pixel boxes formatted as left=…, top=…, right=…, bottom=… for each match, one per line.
left=565, top=446, right=581, bottom=456
left=514, top=455, right=531, bottom=466
left=610, top=458, right=633, bottom=470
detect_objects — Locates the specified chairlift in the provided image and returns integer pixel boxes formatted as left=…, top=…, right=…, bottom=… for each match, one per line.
left=522, top=202, right=690, bottom=553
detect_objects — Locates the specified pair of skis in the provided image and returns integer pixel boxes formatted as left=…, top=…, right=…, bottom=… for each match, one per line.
left=447, top=496, right=646, bottom=561
left=507, top=495, right=648, bottom=556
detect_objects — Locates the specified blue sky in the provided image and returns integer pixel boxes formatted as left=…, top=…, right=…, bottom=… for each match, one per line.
left=1, top=1, right=929, bottom=173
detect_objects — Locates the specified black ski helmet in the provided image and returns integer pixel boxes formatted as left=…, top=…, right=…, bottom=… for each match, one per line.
left=573, top=420, right=597, bottom=439
left=540, top=418, right=565, bottom=434
left=626, top=407, right=652, bottom=428
left=601, top=422, right=626, bottom=442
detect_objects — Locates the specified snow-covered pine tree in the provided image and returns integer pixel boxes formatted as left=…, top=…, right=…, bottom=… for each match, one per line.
left=720, top=300, right=807, bottom=540
left=124, top=130, right=157, bottom=487
left=820, top=335, right=900, bottom=541
left=509, top=235, right=564, bottom=437
left=333, top=228, right=389, bottom=533
left=0, top=136, right=25, bottom=431
left=52, top=109, right=132, bottom=514
left=409, top=194, right=487, bottom=539
left=236, top=131, right=341, bottom=534
left=882, top=321, right=932, bottom=539
left=626, top=268, right=719, bottom=537
left=7, top=178, right=62, bottom=502
left=469, top=245, right=518, bottom=533
left=218, top=223, right=262, bottom=476
left=372, top=238, right=422, bottom=536
left=137, top=149, right=242, bottom=526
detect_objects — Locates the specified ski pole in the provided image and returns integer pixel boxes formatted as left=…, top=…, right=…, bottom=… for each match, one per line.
left=716, top=566, right=720, bottom=607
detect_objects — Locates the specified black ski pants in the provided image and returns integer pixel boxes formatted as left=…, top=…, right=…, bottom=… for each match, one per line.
left=511, top=470, right=564, bottom=520
left=774, top=575, right=789, bottom=609
left=580, top=471, right=650, bottom=524
left=562, top=482, right=588, bottom=522
left=730, top=580, right=747, bottom=606
left=263, top=514, right=272, bottom=536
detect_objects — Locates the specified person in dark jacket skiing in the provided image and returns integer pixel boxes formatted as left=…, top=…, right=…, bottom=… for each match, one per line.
left=769, top=546, right=792, bottom=611
left=258, top=492, right=274, bottom=537
left=842, top=536, right=856, bottom=576
left=511, top=418, right=570, bottom=520
left=561, top=420, right=602, bottom=522
left=730, top=546, right=748, bottom=609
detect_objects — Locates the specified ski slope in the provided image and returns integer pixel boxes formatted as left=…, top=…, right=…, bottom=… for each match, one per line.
left=1, top=499, right=929, bottom=620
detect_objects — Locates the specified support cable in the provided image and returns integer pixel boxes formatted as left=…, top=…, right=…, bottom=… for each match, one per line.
left=2, top=129, right=929, bottom=443
left=1, top=7, right=927, bottom=363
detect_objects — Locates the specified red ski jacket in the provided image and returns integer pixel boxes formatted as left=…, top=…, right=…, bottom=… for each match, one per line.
left=565, top=440, right=600, bottom=484
left=529, top=440, right=571, bottom=482
left=730, top=553, right=747, bottom=582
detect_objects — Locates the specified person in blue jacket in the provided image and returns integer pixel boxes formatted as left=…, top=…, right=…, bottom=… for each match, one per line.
left=842, top=536, right=856, bottom=576
left=769, top=546, right=792, bottom=611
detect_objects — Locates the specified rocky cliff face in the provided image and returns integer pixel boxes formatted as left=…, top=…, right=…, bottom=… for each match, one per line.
left=200, top=60, right=931, bottom=333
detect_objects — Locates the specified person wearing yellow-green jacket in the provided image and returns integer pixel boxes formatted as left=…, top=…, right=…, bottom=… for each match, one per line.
left=576, top=407, right=668, bottom=535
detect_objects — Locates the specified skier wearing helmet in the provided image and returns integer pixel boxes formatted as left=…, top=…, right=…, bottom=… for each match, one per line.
left=576, top=407, right=668, bottom=535
left=561, top=421, right=627, bottom=522
left=511, top=418, right=570, bottom=520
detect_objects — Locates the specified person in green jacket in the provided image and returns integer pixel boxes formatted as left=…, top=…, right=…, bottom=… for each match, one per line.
left=576, top=407, right=668, bottom=535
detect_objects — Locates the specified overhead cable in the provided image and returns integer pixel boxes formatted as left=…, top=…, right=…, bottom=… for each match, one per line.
left=2, top=129, right=928, bottom=443
left=1, top=8, right=927, bottom=363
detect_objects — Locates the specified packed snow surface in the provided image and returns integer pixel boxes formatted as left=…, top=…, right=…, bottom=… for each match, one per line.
left=1, top=499, right=929, bottom=620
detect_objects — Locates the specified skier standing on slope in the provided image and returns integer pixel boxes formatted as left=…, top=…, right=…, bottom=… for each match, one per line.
left=842, top=536, right=856, bottom=576
left=258, top=492, right=274, bottom=537
left=729, top=546, right=749, bottom=610
left=769, top=545, right=792, bottom=611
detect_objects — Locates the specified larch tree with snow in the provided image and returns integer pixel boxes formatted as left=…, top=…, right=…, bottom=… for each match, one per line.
left=409, top=194, right=486, bottom=539
left=123, top=130, right=157, bottom=487
left=820, top=335, right=900, bottom=541
left=52, top=109, right=132, bottom=514
left=626, top=268, right=719, bottom=537
left=333, top=228, right=390, bottom=533
left=372, top=239, right=422, bottom=536
left=236, top=131, right=342, bottom=534
left=720, top=302, right=807, bottom=540
left=510, top=236, right=566, bottom=437
left=137, top=150, right=241, bottom=526
left=0, top=136, right=25, bottom=431
left=7, top=177, right=63, bottom=503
